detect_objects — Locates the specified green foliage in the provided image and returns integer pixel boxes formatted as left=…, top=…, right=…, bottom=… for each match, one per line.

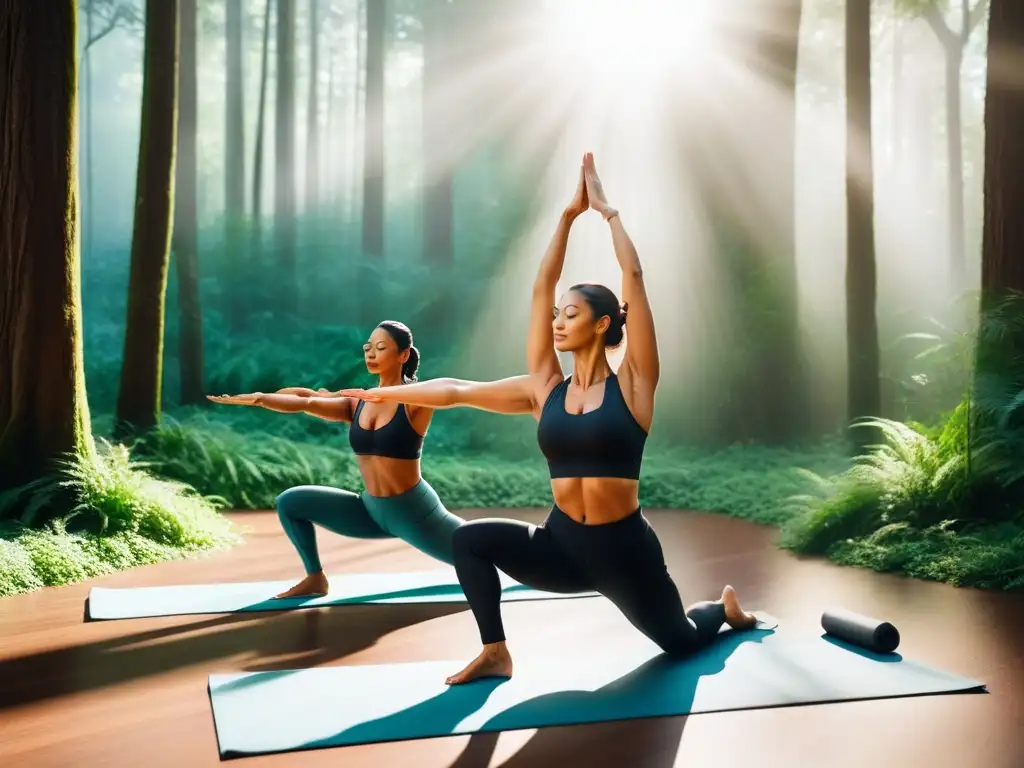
left=0, top=440, right=239, bottom=598
left=879, top=291, right=978, bottom=425
left=781, top=294, right=1024, bottom=591
left=127, top=410, right=850, bottom=523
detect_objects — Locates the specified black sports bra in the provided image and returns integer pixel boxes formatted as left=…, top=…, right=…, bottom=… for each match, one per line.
left=536, top=374, right=648, bottom=480
left=348, top=401, right=424, bottom=460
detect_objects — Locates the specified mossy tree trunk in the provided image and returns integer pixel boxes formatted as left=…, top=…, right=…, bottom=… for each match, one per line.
left=0, top=0, right=96, bottom=494
left=225, top=0, right=247, bottom=330
left=114, top=0, right=179, bottom=437
left=845, top=0, right=882, bottom=451
left=175, top=0, right=204, bottom=406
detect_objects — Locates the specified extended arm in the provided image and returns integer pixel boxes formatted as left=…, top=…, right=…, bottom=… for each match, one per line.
left=340, top=375, right=542, bottom=416
left=528, top=161, right=588, bottom=379
left=584, top=153, right=660, bottom=384
left=275, top=387, right=320, bottom=397
left=256, top=393, right=356, bottom=423
left=528, top=214, right=573, bottom=379
left=608, top=216, right=659, bottom=383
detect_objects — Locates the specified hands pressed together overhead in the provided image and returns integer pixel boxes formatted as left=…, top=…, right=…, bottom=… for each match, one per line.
left=565, top=152, right=618, bottom=222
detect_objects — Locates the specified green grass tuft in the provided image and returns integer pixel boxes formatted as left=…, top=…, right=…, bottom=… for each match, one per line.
left=0, top=441, right=240, bottom=598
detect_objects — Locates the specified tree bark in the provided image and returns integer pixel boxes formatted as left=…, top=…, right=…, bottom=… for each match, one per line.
left=845, top=0, right=882, bottom=449
left=979, top=0, right=1024, bottom=305
left=0, top=0, right=96, bottom=492
left=251, top=0, right=272, bottom=268
left=362, top=0, right=385, bottom=257
left=421, top=0, right=453, bottom=265
left=85, top=0, right=94, bottom=258
left=175, top=0, right=203, bottom=406
left=225, top=0, right=246, bottom=329
left=275, top=0, right=297, bottom=313
left=114, top=0, right=179, bottom=437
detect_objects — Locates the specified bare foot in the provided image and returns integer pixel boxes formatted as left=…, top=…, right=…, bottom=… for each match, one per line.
left=273, top=572, right=329, bottom=599
left=720, top=585, right=758, bottom=630
left=445, top=642, right=513, bottom=686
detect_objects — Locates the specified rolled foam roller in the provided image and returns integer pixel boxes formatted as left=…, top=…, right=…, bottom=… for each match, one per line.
left=821, top=608, right=900, bottom=653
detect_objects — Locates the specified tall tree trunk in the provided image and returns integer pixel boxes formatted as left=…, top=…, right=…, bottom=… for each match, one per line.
left=755, top=0, right=805, bottom=443
left=979, top=0, right=1024, bottom=305
left=175, top=0, right=203, bottom=406
left=275, top=0, right=297, bottom=314
left=0, top=0, right=96, bottom=493
left=944, top=46, right=966, bottom=289
left=85, top=0, right=94, bottom=259
left=305, top=0, right=320, bottom=216
left=421, top=0, right=453, bottom=265
left=361, top=0, right=385, bottom=257
left=324, top=34, right=336, bottom=208
left=845, top=0, right=881, bottom=450
left=348, top=0, right=365, bottom=224
left=251, top=0, right=272, bottom=268
left=114, top=0, right=179, bottom=437
left=891, top=10, right=902, bottom=169
left=972, top=0, right=1024, bottom=494
left=225, top=0, right=246, bottom=329
left=922, top=0, right=990, bottom=292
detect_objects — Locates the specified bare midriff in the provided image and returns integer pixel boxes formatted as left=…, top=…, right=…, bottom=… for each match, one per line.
left=550, top=476, right=640, bottom=525
left=355, top=455, right=422, bottom=497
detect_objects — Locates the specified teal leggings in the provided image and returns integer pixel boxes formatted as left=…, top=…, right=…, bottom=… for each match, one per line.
left=275, top=479, right=464, bottom=574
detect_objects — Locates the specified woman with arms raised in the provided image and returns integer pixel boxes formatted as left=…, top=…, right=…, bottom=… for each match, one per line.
left=341, top=153, right=758, bottom=684
left=208, top=321, right=463, bottom=599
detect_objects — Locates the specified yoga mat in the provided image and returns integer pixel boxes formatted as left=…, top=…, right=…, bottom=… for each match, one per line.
left=822, top=608, right=900, bottom=653
left=207, top=617, right=985, bottom=760
left=86, top=568, right=599, bottom=620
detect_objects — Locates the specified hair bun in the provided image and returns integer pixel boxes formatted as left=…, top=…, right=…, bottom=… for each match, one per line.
left=620, top=303, right=629, bottom=319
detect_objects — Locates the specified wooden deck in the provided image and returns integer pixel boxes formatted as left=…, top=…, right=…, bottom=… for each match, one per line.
left=1, top=508, right=1022, bottom=767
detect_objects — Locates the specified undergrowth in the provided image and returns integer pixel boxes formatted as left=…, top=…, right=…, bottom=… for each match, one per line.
left=780, top=294, right=1024, bottom=592
left=0, top=440, right=240, bottom=598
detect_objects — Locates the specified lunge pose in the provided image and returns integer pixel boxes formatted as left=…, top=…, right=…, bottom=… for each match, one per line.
left=208, top=321, right=463, bottom=599
left=340, top=153, right=759, bottom=684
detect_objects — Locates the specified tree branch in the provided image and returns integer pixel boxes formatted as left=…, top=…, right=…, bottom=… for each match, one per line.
left=84, top=15, right=119, bottom=51
left=965, top=0, right=990, bottom=41
left=921, top=3, right=957, bottom=50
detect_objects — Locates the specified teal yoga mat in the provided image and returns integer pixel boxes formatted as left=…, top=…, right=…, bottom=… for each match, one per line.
left=209, top=618, right=984, bottom=760
left=86, top=568, right=599, bottom=620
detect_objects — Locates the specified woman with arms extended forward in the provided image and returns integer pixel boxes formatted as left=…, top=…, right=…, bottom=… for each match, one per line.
left=341, top=153, right=758, bottom=685
left=208, top=320, right=463, bottom=600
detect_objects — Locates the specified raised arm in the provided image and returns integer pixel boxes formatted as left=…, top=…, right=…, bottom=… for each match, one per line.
left=528, top=161, right=588, bottom=379
left=339, top=374, right=552, bottom=417
left=584, top=153, right=660, bottom=385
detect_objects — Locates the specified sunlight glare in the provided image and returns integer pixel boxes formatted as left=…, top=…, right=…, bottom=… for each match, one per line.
left=543, top=0, right=714, bottom=83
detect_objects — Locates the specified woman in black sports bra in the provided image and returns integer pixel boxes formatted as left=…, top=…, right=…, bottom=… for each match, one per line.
left=208, top=321, right=463, bottom=599
left=341, top=153, right=758, bottom=684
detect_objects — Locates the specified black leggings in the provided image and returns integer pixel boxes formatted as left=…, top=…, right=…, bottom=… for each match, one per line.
left=452, top=505, right=727, bottom=657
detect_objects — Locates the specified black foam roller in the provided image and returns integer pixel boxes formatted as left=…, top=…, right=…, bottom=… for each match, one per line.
left=821, top=608, right=900, bottom=653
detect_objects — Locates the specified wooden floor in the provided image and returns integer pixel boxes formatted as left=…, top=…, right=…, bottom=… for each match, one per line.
left=1, top=508, right=1023, bottom=767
